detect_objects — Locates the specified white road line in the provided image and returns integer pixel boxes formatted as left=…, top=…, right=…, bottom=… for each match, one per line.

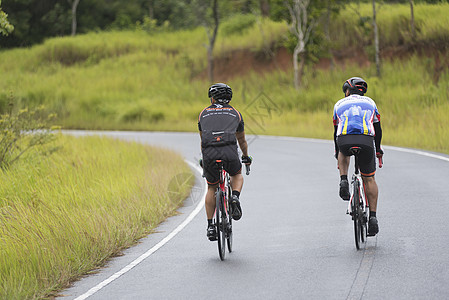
left=74, top=161, right=206, bottom=300
left=72, top=133, right=448, bottom=300
left=383, top=145, right=449, bottom=162
left=259, top=135, right=449, bottom=162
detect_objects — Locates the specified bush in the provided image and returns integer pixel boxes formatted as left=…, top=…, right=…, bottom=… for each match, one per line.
left=221, top=14, right=257, bottom=36
left=0, top=104, right=59, bottom=169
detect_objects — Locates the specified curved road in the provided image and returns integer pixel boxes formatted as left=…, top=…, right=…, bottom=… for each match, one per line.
left=60, top=131, right=449, bottom=300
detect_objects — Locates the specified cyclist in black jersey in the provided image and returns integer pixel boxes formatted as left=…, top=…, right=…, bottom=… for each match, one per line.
left=198, top=83, right=252, bottom=241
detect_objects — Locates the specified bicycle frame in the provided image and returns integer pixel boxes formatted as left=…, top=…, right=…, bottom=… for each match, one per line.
left=346, top=169, right=368, bottom=218
left=214, top=160, right=233, bottom=260
left=346, top=148, right=369, bottom=250
left=218, top=163, right=231, bottom=213
left=203, top=159, right=249, bottom=260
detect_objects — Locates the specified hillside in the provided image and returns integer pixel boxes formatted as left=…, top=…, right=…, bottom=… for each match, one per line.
left=0, top=3, right=448, bottom=153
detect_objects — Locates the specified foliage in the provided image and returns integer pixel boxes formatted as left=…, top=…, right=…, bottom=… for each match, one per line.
left=0, top=103, right=58, bottom=169
left=135, top=16, right=170, bottom=34
left=221, top=14, right=257, bottom=36
left=0, top=135, right=193, bottom=299
left=0, top=0, right=14, bottom=36
left=283, top=21, right=330, bottom=64
left=1, top=0, right=449, bottom=48
left=0, top=3, right=448, bottom=152
left=0, top=0, right=263, bottom=48
left=270, top=1, right=334, bottom=63
left=331, top=2, right=449, bottom=49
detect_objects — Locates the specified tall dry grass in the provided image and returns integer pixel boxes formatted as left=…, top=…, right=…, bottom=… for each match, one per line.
left=0, top=134, right=193, bottom=299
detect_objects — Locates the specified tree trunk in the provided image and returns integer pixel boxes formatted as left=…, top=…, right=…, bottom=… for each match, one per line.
left=299, top=52, right=305, bottom=88
left=207, top=46, right=214, bottom=85
left=207, top=0, right=219, bottom=84
left=71, top=0, right=80, bottom=36
left=372, top=0, right=381, bottom=77
left=409, top=0, right=416, bottom=41
left=149, top=0, right=154, bottom=19
left=325, top=0, right=335, bottom=70
left=260, top=0, right=270, bottom=17
left=293, top=45, right=300, bottom=90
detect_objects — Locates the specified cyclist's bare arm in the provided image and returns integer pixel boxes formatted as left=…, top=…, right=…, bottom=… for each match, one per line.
left=235, top=131, right=248, bottom=157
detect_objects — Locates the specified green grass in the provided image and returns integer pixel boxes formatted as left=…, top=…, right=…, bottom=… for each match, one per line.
left=331, top=3, right=449, bottom=49
left=0, top=5, right=446, bottom=142
left=0, top=4, right=445, bottom=154
left=0, top=134, right=194, bottom=299
left=0, top=3, right=449, bottom=298
left=0, top=4, right=447, bottom=154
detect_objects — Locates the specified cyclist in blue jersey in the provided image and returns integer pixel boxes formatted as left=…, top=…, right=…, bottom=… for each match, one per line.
left=199, top=83, right=252, bottom=241
left=333, top=77, right=383, bottom=236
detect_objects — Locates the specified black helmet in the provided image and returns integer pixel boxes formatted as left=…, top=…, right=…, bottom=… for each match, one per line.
left=342, top=77, right=367, bottom=95
left=208, top=83, right=232, bottom=103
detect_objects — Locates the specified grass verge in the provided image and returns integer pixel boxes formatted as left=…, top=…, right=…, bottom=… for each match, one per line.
left=0, top=134, right=194, bottom=299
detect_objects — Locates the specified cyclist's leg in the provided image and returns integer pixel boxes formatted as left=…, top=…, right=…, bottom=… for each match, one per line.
left=358, top=137, right=379, bottom=235
left=203, top=160, right=220, bottom=217
left=358, top=137, right=377, bottom=211
left=362, top=176, right=378, bottom=211
left=205, top=184, right=218, bottom=219
left=363, top=175, right=379, bottom=235
left=336, top=135, right=352, bottom=176
left=230, top=173, right=243, bottom=192
left=222, top=149, right=243, bottom=192
left=202, top=158, right=221, bottom=239
left=338, top=152, right=350, bottom=176
left=336, top=136, right=353, bottom=200
left=225, top=158, right=243, bottom=220
left=226, top=159, right=242, bottom=192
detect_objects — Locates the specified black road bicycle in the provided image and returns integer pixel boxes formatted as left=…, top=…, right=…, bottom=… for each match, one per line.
left=213, top=160, right=250, bottom=260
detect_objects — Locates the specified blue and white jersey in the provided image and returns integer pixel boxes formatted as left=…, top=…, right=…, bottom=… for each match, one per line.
left=333, top=94, right=380, bottom=137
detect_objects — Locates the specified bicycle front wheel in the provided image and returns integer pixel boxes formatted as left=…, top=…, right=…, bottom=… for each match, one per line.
left=216, top=190, right=226, bottom=260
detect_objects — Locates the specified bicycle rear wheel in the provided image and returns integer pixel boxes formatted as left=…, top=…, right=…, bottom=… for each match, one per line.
left=352, top=181, right=361, bottom=250
left=216, top=190, right=226, bottom=260
left=226, top=186, right=233, bottom=252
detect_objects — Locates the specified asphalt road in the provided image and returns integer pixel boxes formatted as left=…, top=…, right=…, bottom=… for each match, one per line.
left=59, top=131, right=449, bottom=300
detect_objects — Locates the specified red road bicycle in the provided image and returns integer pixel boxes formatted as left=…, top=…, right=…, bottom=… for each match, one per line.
left=213, top=160, right=250, bottom=260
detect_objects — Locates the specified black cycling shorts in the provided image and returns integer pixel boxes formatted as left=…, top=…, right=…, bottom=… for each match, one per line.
left=337, top=134, right=376, bottom=177
left=203, top=158, right=242, bottom=185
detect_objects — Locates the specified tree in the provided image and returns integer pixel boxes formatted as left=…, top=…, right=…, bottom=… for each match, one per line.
left=206, top=0, right=219, bottom=84
left=372, top=0, right=381, bottom=77
left=324, top=0, right=340, bottom=70
left=192, top=0, right=219, bottom=84
left=0, top=104, right=58, bottom=170
left=409, top=0, right=416, bottom=41
left=0, top=0, right=14, bottom=36
left=69, top=0, right=81, bottom=36
left=260, top=0, right=270, bottom=16
left=284, top=0, right=323, bottom=90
